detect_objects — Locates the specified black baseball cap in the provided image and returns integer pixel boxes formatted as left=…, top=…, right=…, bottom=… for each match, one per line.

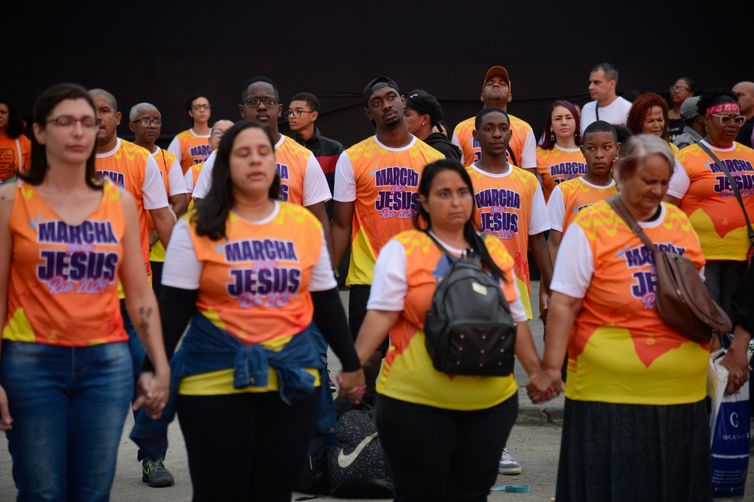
left=406, top=89, right=443, bottom=126
left=363, top=76, right=401, bottom=104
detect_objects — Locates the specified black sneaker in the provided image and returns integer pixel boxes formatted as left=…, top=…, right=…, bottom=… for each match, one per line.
left=142, top=458, right=175, bottom=487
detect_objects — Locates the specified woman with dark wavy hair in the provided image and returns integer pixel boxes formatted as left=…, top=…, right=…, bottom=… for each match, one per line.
left=536, top=100, right=587, bottom=201
left=153, top=119, right=364, bottom=501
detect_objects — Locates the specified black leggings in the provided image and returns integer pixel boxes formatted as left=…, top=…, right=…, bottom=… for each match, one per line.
left=376, top=393, right=518, bottom=502
left=176, top=391, right=318, bottom=502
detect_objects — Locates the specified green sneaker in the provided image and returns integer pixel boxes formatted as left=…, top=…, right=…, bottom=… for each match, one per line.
left=142, top=458, right=175, bottom=487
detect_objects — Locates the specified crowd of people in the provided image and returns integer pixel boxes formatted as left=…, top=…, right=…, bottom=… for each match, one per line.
left=0, top=62, right=752, bottom=501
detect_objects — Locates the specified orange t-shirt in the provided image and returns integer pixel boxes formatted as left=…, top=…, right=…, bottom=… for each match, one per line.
left=374, top=230, right=519, bottom=410
left=547, top=177, right=617, bottom=233
left=452, top=114, right=536, bottom=168
left=95, top=139, right=168, bottom=274
left=535, top=145, right=587, bottom=201
left=4, top=180, right=127, bottom=346
left=670, top=141, right=754, bottom=261
left=187, top=203, right=326, bottom=344
left=168, top=129, right=212, bottom=174
left=554, top=201, right=709, bottom=404
left=467, top=164, right=549, bottom=318
left=333, top=135, right=444, bottom=285
left=0, top=133, right=31, bottom=183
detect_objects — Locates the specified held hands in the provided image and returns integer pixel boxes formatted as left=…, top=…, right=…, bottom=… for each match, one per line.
left=133, top=370, right=170, bottom=419
left=337, top=368, right=366, bottom=405
left=719, top=345, right=752, bottom=395
left=0, top=384, right=12, bottom=431
left=526, top=367, right=564, bottom=404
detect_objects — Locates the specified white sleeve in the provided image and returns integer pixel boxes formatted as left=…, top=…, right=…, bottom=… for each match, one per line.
left=308, top=230, right=338, bottom=291
left=183, top=168, right=194, bottom=193
left=167, top=158, right=189, bottom=195
left=580, top=102, right=596, bottom=133
left=142, top=156, right=169, bottom=210
left=333, top=151, right=356, bottom=202
left=192, top=151, right=216, bottom=199
left=520, top=129, right=538, bottom=169
left=667, top=158, right=690, bottom=199
left=550, top=224, right=594, bottom=299
left=451, top=132, right=464, bottom=164
left=162, top=220, right=201, bottom=289
left=546, top=186, right=566, bottom=232
left=366, top=239, right=407, bottom=311
left=528, top=183, right=550, bottom=234
left=509, top=270, right=528, bottom=323
left=167, top=136, right=182, bottom=162
left=302, top=153, right=332, bottom=206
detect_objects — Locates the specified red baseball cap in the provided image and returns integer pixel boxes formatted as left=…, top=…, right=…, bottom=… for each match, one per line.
left=482, top=66, right=511, bottom=88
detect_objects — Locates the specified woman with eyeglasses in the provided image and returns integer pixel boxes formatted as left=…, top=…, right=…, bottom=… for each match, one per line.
left=167, top=94, right=213, bottom=174
left=0, top=83, right=170, bottom=500
left=0, top=95, right=31, bottom=185
left=666, top=90, right=754, bottom=314
left=667, top=77, right=695, bottom=140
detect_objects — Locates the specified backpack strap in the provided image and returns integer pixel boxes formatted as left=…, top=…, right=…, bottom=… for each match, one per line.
left=697, top=141, right=754, bottom=248
left=422, top=230, right=480, bottom=265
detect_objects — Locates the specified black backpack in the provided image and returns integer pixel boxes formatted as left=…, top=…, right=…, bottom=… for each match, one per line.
left=423, top=232, right=517, bottom=376
left=326, top=399, right=393, bottom=499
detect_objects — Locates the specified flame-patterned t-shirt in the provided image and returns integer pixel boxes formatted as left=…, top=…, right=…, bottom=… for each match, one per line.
left=451, top=114, right=537, bottom=169
left=369, top=230, right=525, bottom=410
left=536, top=145, right=587, bottom=201
left=669, top=140, right=754, bottom=261
left=551, top=200, right=709, bottom=404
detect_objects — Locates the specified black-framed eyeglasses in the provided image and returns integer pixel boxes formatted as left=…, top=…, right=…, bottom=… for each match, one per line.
left=46, top=115, right=101, bottom=129
left=287, top=109, right=315, bottom=118
left=243, top=96, right=277, bottom=108
left=192, top=104, right=211, bottom=111
left=669, top=86, right=690, bottom=93
left=131, top=118, right=162, bottom=127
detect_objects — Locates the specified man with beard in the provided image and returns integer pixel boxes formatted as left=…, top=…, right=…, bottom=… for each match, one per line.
left=192, top=77, right=332, bottom=249
left=451, top=66, right=537, bottom=174
left=128, top=102, right=189, bottom=295
left=89, top=89, right=177, bottom=488
left=332, top=76, right=443, bottom=358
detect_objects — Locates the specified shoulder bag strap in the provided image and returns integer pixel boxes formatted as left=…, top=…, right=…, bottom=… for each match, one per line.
left=606, top=195, right=658, bottom=252
left=697, top=141, right=754, bottom=246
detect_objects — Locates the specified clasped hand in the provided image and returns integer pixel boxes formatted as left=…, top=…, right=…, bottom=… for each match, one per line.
left=526, top=367, right=564, bottom=404
left=337, top=369, right=366, bottom=405
left=133, top=370, right=170, bottom=419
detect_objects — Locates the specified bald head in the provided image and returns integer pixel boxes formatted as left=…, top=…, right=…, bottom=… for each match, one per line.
left=88, top=88, right=118, bottom=112
left=733, top=81, right=754, bottom=118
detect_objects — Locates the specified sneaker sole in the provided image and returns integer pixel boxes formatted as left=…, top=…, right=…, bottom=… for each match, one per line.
left=142, top=474, right=175, bottom=488
left=498, top=467, right=522, bottom=476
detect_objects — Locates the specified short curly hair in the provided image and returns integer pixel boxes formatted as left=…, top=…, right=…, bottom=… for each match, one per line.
left=626, top=92, right=670, bottom=141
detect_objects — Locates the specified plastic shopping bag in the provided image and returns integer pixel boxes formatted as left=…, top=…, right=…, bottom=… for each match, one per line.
left=709, top=353, right=751, bottom=499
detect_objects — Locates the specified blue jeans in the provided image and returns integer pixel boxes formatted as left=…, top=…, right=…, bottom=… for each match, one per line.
left=120, top=300, right=168, bottom=461
left=310, top=323, right=336, bottom=439
left=1, top=341, right=132, bottom=502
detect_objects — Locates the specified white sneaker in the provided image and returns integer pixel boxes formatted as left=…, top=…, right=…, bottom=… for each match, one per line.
left=498, top=448, right=522, bottom=475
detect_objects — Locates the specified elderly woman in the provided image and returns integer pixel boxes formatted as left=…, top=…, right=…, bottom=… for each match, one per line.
left=532, top=134, right=712, bottom=501
left=666, top=90, right=754, bottom=315
left=626, top=92, right=679, bottom=153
